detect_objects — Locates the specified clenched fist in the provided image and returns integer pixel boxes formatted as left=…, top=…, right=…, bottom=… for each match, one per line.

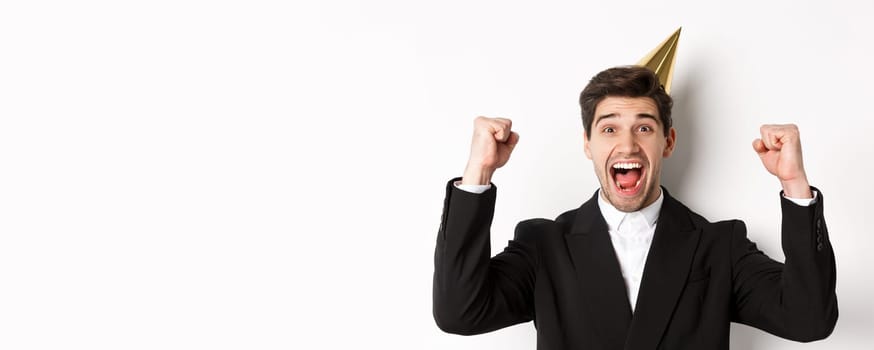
left=461, top=117, right=520, bottom=185
left=752, top=124, right=812, bottom=198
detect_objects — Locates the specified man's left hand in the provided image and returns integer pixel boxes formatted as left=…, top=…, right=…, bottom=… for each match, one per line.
left=752, top=124, right=812, bottom=198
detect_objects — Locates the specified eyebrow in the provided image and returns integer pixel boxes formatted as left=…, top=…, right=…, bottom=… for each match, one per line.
left=594, top=113, right=659, bottom=126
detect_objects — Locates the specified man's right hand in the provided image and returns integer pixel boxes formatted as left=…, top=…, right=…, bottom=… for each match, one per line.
left=462, top=117, right=520, bottom=185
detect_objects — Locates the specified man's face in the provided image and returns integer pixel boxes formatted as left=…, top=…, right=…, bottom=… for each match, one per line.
left=584, top=96, right=676, bottom=212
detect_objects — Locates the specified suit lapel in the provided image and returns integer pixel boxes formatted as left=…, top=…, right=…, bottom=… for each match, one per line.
left=565, top=191, right=632, bottom=349
left=624, top=190, right=701, bottom=350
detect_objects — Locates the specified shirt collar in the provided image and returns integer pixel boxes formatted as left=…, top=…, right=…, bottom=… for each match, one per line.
left=597, top=188, right=664, bottom=231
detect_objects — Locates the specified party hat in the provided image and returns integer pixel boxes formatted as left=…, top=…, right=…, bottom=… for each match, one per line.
left=637, top=27, right=681, bottom=94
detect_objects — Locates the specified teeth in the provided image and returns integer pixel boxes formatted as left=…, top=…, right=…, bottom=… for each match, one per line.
left=612, top=162, right=642, bottom=170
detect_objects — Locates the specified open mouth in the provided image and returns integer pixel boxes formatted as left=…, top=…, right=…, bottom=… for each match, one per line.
left=610, top=162, right=644, bottom=195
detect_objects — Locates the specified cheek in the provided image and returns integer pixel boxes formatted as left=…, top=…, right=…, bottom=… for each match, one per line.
left=647, top=141, right=669, bottom=158
left=590, top=149, right=608, bottom=163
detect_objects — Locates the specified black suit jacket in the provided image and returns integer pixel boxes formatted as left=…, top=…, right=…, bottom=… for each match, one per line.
left=433, top=179, right=837, bottom=349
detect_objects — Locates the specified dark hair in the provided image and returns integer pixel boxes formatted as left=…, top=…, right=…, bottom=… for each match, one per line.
left=579, top=66, right=673, bottom=138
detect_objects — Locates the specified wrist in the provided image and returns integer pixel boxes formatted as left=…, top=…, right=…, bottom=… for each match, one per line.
left=462, top=164, right=494, bottom=186
left=781, top=177, right=812, bottom=198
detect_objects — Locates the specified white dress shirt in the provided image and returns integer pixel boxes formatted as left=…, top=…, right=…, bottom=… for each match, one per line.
left=452, top=181, right=817, bottom=313
left=597, top=190, right=661, bottom=311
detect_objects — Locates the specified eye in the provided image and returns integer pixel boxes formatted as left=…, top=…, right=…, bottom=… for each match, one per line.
left=602, top=127, right=615, bottom=134
left=638, top=125, right=653, bottom=133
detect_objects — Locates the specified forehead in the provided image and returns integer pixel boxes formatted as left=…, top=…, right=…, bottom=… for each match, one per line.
left=594, top=96, right=659, bottom=119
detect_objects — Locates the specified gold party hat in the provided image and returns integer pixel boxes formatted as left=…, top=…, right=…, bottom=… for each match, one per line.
left=637, top=27, right=681, bottom=94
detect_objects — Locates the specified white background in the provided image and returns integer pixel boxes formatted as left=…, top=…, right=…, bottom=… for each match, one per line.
left=1, top=0, right=872, bottom=349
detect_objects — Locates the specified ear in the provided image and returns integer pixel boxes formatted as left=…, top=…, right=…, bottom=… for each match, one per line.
left=662, top=127, right=677, bottom=157
left=583, top=131, right=592, bottom=159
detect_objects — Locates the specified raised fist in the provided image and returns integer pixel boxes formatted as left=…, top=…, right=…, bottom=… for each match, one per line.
left=752, top=124, right=812, bottom=198
left=462, top=117, right=520, bottom=185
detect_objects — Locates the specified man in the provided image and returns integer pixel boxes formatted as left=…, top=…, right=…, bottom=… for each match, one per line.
left=432, top=66, right=837, bottom=349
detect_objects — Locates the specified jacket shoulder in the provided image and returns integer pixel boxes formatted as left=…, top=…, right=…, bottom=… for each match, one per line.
left=511, top=207, right=577, bottom=242
left=664, top=194, right=744, bottom=235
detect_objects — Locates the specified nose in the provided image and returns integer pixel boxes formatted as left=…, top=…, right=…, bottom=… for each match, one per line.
left=615, top=132, right=640, bottom=154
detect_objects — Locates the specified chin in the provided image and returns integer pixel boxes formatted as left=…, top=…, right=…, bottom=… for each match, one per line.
left=603, top=184, right=655, bottom=213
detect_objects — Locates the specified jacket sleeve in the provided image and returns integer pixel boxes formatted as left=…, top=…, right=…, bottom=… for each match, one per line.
left=433, top=178, right=538, bottom=335
left=730, top=187, right=838, bottom=342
